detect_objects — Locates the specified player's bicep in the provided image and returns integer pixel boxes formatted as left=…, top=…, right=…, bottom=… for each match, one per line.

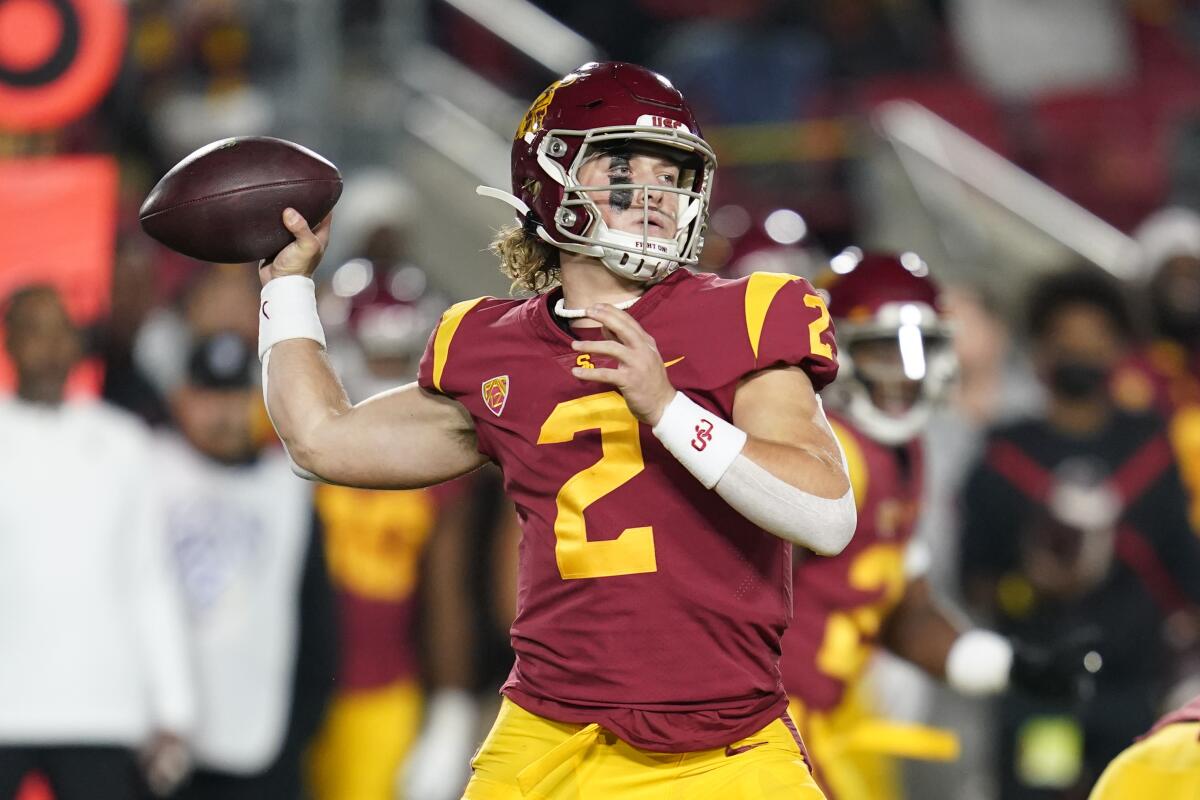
left=305, top=382, right=487, bottom=489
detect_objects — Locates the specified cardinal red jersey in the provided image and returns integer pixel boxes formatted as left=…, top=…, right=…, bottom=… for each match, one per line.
left=780, top=413, right=922, bottom=711
left=315, top=479, right=465, bottom=690
left=417, top=269, right=837, bottom=752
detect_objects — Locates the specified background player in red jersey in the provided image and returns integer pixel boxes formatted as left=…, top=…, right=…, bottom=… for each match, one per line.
left=253, top=62, right=856, bottom=798
left=780, top=252, right=1101, bottom=800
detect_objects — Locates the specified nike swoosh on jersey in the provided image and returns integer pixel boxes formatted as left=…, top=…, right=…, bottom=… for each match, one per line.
left=664, top=356, right=686, bottom=367
left=724, top=740, right=768, bottom=757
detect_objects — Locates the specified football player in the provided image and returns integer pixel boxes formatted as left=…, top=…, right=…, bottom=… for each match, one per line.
left=306, top=260, right=479, bottom=800
left=1088, top=693, right=1200, bottom=798
left=781, top=252, right=1099, bottom=800
left=255, top=61, right=855, bottom=798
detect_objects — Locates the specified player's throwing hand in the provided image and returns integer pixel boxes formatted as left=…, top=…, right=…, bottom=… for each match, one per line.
left=258, top=208, right=333, bottom=286
left=570, top=303, right=676, bottom=425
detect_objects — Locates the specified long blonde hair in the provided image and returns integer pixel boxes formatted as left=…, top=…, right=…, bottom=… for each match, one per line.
left=491, top=224, right=561, bottom=295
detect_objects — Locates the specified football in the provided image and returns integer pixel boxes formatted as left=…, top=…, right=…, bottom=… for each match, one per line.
left=139, top=136, right=342, bottom=264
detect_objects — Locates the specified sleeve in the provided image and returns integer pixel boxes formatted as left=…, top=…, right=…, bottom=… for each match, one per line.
left=417, top=296, right=489, bottom=396
left=130, top=438, right=197, bottom=736
left=744, top=273, right=839, bottom=391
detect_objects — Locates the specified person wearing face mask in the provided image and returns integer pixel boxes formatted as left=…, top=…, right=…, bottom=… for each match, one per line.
left=959, top=269, right=1200, bottom=800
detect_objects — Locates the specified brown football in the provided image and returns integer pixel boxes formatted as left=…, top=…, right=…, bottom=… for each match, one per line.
left=139, top=136, right=342, bottom=263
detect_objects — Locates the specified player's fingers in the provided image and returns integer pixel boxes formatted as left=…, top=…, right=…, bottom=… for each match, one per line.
left=586, top=304, right=647, bottom=346
left=571, top=366, right=623, bottom=384
left=312, top=213, right=334, bottom=248
left=282, top=208, right=324, bottom=254
left=282, top=207, right=314, bottom=237
left=570, top=339, right=631, bottom=361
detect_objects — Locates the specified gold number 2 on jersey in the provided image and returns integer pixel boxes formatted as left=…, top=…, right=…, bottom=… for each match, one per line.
left=805, top=293, right=834, bottom=360
left=537, top=391, right=657, bottom=580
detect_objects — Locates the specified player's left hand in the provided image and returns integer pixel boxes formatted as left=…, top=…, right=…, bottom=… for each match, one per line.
left=571, top=304, right=676, bottom=425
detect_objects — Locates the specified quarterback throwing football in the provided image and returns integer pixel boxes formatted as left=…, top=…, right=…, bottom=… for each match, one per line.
left=257, top=62, right=854, bottom=799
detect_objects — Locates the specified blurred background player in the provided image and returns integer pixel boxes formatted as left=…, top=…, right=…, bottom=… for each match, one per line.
left=0, top=286, right=194, bottom=800
left=781, top=252, right=1101, bottom=800
left=307, top=257, right=481, bottom=800
left=960, top=269, right=1200, bottom=798
left=1113, top=206, right=1200, bottom=527
left=1088, top=692, right=1200, bottom=799
left=157, top=333, right=336, bottom=800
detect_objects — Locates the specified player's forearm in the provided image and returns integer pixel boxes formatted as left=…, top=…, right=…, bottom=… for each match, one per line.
left=740, top=437, right=850, bottom=499
left=652, top=391, right=856, bottom=554
left=882, top=581, right=962, bottom=679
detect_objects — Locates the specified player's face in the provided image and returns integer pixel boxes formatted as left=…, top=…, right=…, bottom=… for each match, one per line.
left=173, top=386, right=257, bottom=463
left=851, top=336, right=942, bottom=416
left=576, top=150, right=682, bottom=240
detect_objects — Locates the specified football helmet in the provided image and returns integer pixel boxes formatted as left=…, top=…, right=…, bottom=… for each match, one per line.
left=326, top=259, right=443, bottom=360
left=477, top=61, right=717, bottom=283
left=822, top=249, right=956, bottom=445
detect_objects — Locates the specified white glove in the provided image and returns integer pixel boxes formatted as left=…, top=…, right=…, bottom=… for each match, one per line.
left=400, top=689, right=479, bottom=800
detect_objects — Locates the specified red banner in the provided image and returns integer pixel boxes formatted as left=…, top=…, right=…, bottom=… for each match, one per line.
left=0, top=155, right=117, bottom=393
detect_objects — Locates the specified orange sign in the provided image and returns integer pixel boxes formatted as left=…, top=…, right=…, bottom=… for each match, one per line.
left=482, top=375, right=509, bottom=417
left=0, top=155, right=117, bottom=394
left=0, top=0, right=127, bottom=130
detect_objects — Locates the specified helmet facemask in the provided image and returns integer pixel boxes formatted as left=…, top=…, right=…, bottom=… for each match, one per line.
left=535, top=124, right=716, bottom=283
left=833, top=302, right=957, bottom=446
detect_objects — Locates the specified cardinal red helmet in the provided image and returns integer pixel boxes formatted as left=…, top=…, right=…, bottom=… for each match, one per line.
left=477, top=61, right=717, bottom=283
left=822, top=249, right=956, bottom=445
left=327, top=259, right=442, bottom=359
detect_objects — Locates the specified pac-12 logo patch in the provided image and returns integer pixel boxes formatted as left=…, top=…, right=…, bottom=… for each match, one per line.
left=482, top=376, right=510, bottom=417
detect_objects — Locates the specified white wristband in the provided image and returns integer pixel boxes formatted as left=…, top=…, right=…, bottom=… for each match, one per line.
left=652, top=391, right=747, bottom=489
left=258, top=275, right=326, bottom=361
left=945, top=629, right=1013, bottom=697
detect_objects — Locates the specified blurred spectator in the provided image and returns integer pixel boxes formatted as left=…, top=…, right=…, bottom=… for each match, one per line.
left=904, top=284, right=1043, bottom=800
left=98, top=236, right=171, bottom=426
left=656, top=5, right=829, bottom=125
left=810, top=0, right=943, bottom=79
left=947, top=0, right=1134, bottom=101
left=1115, top=207, right=1200, bottom=526
left=960, top=269, right=1200, bottom=798
left=135, top=264, right=260, bottom=399
left=307, top=261, right=478, bottom=800
left=159, top=334, right=335, bottom=800
left=0, top=286, right=194, bottom=800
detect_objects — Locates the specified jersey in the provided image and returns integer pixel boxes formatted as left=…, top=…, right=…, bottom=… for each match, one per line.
left=417, top=268, right=838, bottom=753
left=1088, top=694, right=1200, bottom=800
left=780, top=413, right=923, bottom=712
left=315, top=483, right=441, bottom=690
